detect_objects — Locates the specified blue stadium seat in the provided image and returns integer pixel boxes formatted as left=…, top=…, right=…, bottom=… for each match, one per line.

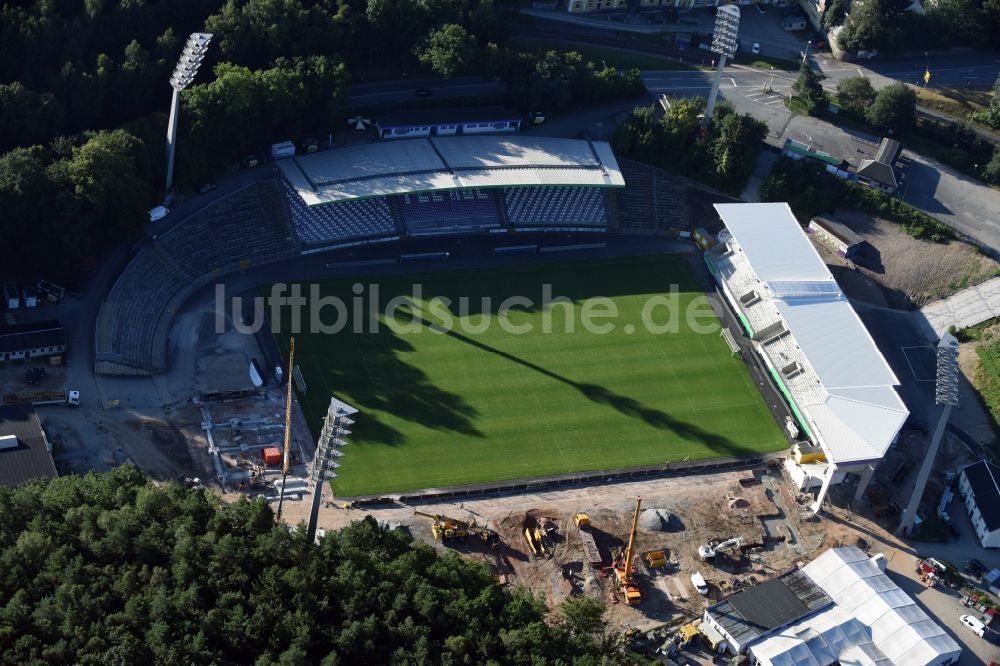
left=504, top=187, right=607, bottom=227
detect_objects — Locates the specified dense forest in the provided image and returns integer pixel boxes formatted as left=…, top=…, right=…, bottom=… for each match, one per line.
left=0, top=466, right=624, bottom=664
left=0, top=0, right=642, bottom=279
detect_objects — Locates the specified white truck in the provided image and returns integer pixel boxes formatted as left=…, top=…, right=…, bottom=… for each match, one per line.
left=270, top=141, right=296, bottom=160
left=1, top=389, right=80, bottom=407
left=691, top=571, right=708, bottom=595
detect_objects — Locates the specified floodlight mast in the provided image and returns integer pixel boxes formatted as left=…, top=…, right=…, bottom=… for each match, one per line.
left=165, top=32, right=213, bottom=194
left=896, top=332, right=959, bottom=536
left=703, top=6, right=740, bottom=128
left=306, top=398, right=359, bottom=544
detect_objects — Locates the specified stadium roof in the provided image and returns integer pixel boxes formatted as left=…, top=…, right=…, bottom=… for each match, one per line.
left=713, top=203, right=907, bottom=465
left=278, top=136, right=625, bottom=205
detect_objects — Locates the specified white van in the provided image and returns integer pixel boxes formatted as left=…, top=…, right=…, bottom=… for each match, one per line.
left=691, top=571, right=708, bottom=595
left=960, top=614, right=985, bottom=637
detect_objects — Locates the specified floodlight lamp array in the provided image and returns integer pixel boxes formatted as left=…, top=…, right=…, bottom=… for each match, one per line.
left=169, top=33, right=213, bottom=91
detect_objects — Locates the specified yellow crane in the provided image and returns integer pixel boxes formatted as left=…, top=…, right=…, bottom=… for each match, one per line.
left=615, top=496, right=642, bottom=605
left=275, top=337, right=295, bottom=522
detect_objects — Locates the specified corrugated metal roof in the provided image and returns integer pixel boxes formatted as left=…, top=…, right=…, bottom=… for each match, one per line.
left=0, top=405, right=57, bottom=487
left=960, top=460, right=1000, bottom=531
left=714, top=203, right=907, bottom=465
left=280, top=137, right=625, bottom=205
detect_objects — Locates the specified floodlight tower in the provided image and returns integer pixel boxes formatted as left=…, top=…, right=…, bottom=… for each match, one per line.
left=165, top=32, right=213, bottom=194
left=306, top=397, right=359, bottom=544
left=896, top=332, right=960, bottom=536
left=703, top=5, right=740, bottom=128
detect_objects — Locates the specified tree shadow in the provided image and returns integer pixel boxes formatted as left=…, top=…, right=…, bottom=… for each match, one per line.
left=393, top=308, right=751, bottom=458
left=298, top=326, right=483, bottom=445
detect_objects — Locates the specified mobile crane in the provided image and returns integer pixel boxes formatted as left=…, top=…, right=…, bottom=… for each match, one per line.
left=613, top=497, right=642, bottom=606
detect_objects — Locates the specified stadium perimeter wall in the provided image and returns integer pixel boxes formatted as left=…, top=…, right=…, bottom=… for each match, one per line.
left=345, top=453, right=780, bottom=505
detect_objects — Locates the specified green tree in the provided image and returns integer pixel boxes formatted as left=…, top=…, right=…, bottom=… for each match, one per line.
left=822, top=0, right=846, bottom=30
left=866, top=82, right=916, bottom=132
left=415, top=24, right=478, bottom=78
left=977, top=74, right=1000, bottom=130
left=836, top=76, right=876, bottom=115
left=836, top=0, right=912, bottom=53
left=791, top=62, right=826, bottom=115
left=559, top=595, right=608, bottom=636
left=982, top=149, right=1000, bottom=185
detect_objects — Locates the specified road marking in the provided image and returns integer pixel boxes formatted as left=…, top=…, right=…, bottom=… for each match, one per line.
left=730, top=77, right=737, bottom=87
left=901, top=345, right=937, bottom=382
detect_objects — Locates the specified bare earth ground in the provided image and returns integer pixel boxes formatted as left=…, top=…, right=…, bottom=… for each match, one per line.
left=810, top=211, right=999, bottom=309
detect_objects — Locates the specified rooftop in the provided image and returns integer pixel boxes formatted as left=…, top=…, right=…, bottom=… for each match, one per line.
left=0, top=405, right=57, bottom=487
left=809, top=216, right=864, bottom=248
left=708, top=569, right=832, bottom=649
left=278, top=136, right=625, bottom=205
left=961, top=459, right=1000, bottom=531
left=791, top=547, right=962, bottom=665
left=857, top=138, right=902, bottom=189
left=712, top=203, right=907, bottom=465
left=0, top=319, right=65, bottom=354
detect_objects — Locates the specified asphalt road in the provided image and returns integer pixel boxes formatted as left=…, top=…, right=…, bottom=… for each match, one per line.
left=827, top=51, right=1000, bottom=91
left=641, top=66, right=1000, bottom=254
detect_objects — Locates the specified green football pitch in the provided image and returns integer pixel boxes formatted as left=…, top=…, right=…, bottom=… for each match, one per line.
left=276, top=255, right=786, bottom=496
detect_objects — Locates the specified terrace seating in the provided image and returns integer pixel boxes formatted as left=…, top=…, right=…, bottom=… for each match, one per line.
left=503, top=187, right=607, bottom=227
left=399, top=189, right=500, bottom=232
left=615, top=158, right=688, bottom=234
left=94, top=179, right=298, bottom=376
left=280, top=177, right=400, bottom=245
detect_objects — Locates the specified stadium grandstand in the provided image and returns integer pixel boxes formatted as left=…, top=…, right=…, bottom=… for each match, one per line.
left=94, top=135, right=694, bottom=376
left=706, top=203, right=908, bottom=512
left=276, top=136, right=625, bottom=250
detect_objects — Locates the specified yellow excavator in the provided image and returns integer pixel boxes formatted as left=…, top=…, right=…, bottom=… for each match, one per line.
left=614, top=497, right=642, bottom=606
left=413, top=510, right=474, bottom=541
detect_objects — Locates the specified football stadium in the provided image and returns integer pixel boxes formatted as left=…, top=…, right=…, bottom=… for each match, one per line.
left=94, top=134, right=787, bottom=495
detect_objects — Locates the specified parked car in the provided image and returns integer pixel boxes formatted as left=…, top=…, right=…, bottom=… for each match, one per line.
left=961, top=614, right=986, bottom=637
left=965, top=559, right=986, bottom=577
left=752, top=42, right=761, bottom=55
left=947, top=521, right=961, bottom=539
left=149, top=205, right=169, bottom=222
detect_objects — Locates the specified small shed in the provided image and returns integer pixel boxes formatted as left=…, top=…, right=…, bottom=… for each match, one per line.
left=807, top=216, right=866, bottom=259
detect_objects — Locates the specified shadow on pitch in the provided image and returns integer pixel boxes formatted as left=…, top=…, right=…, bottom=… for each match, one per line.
left=394, top=309, right=749, bottom=457
left=307, top=324, right=483, bottom=445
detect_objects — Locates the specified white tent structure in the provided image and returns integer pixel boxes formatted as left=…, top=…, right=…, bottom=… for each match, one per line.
left=750, top=547, right=962, bottom=666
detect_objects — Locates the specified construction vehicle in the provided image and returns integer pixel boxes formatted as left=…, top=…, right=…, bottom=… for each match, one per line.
left=698, top=536, right=743, bottom=560
left=1, top=389, right=79, bottom=407
left=612, top=497, right=642, bottom=606
left=645, top=550, right=667, bottom=569
left=412, top=510, right=477, bottom=541
left=574, top=512, right=603, bottom=567
left=523, top=526, right=545, bottom=556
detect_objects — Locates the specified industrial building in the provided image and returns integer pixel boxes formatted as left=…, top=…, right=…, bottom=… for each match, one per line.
left=0, top=320, right=67, bottom=362
left=0, top=405, right=58, bottom=487
left=375, top=107, right=522, bottom=140
left=958, top=459, right=1000, bottom=548
left=706, top=203, right=908, bottom=512
left=857, top=138, right=903, bottom=194
left=703, top=547, right=962, bottom=665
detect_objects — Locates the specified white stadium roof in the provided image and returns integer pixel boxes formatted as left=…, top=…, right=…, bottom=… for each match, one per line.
left=278, top=136, right=625, bottom=205
left=713, top=203, right=907, bottom=465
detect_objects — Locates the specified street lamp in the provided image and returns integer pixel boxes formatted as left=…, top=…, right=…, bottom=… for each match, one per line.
left=704, top=5, right=740, bottom=127
left=165, top=32, right=213, bottom=195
